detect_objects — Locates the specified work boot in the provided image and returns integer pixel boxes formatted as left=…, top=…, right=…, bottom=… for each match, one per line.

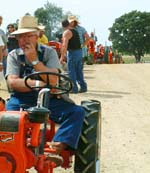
left=78, top=88, right=87, bottom=93
left=49, top=142, right=67, bottom=154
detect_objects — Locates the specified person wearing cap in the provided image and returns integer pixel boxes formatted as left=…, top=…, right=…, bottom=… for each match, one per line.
left=5, top=15, right=85, bottom=164
left=2, top=23, right=19, bottom=76
left=6, top=23, right=19, bottom=52
left=60, top=19, right=87, bottom=93
left=68, top=15, right=90, bottom=63
left=38, top=25, right=48, bottom=45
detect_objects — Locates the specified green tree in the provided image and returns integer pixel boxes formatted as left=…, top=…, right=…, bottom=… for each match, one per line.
left=34, top=2, right=63, bottom=40
left=108, top=10, right=150, bottom=62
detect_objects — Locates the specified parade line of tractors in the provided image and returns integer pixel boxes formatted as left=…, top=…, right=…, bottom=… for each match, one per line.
left=85, top=41, right=124, bottom=65
left=48, top=38, right=124, bottom=66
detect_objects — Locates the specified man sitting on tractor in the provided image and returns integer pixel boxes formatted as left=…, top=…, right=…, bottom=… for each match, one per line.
left=5, top=15, right=85, bottom=164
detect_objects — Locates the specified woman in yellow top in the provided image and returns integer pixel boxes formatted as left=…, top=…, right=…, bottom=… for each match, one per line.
left=38, top=25, right=48, bottom=45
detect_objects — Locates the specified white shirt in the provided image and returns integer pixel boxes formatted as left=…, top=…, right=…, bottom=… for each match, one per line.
left=0, top=35, right=4, bottom=47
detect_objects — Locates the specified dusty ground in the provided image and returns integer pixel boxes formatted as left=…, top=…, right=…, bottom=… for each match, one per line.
left=1, top=63, right=150, bottom=173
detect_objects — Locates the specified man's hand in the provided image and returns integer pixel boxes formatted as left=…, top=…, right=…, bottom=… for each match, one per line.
left=60, top=56, right=66, bottom=64
left=0, top=64, right=3, bottom=72
left=24, top=43, right=38, bottom=63
left=3, top=49, right=8, bottom=57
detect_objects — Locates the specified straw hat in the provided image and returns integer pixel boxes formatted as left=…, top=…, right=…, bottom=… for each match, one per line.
left=68, top=15, right=79, bottom=23
left=11, top=15, right=40, bottom=35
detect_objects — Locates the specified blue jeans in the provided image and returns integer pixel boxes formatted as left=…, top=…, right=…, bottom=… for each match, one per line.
left=2, top=57, right=7, bottom=76
left=6, top=96, right=85, bottom=150
left=67, top=49, right=87, bottom=92
left=49, top=98, right=85, bottom=149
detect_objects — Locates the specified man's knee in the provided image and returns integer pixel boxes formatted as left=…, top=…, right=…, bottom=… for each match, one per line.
left=73, top=105, right=85, bottom=120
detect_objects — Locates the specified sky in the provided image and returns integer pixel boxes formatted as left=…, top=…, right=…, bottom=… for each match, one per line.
left=1, top=0, right=150, bottom=45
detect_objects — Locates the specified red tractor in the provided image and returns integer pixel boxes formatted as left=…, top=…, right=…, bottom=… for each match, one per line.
left=47, top=41, right=62, bottom=58
left=0, top=71, right=101, bottom=173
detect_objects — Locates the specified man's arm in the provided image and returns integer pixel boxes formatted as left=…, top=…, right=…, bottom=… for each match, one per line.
left=60, top=30, right=72, bottom=64
left=84, top=32, right=90, bottom=46
left=0, top=36, right=4, bottom=71
left=0, top=46, right=3, bottom=72
left=24, top=43, right=59, bottom=86
left=7, top=74, right=35, bottom=92
left=7, top=64, right=59, bottom=92
left=6, top=47, right=59, bottom=92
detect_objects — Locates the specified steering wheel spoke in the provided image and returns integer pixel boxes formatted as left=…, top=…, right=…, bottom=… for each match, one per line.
left=24, top=71, right=73, bottom=95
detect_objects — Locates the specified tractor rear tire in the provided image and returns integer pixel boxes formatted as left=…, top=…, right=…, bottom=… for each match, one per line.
left=74, top=100, right=101, bottom=173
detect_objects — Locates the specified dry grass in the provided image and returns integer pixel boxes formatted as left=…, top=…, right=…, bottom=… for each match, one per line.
left=122, top=54, right=150, bottom=64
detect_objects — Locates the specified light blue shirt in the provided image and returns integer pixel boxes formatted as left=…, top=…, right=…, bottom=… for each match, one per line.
left=75, top=25, right=87, bottom=45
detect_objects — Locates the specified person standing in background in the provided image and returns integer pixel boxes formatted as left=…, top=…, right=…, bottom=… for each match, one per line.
left=5, top=23, right=19, bottom=76
left=0, top=16, right=8, bottom=75
left=68, top=16, right=90, bottom=65
left=86, top=35, right=96, bottom=64
left=0, top=16, right=7, bottom=49
left=0, top=35, right=4, bottom=88
left=0, top=35, right=4, bottom=72
left=108, top=47, right=113, bottom=64
left=6, top=23, right=18, bottom=52
left=90, top=31, right=98, bottom=43
left=60, top=19, right=87, bottom=93
left=38, top=25, right=48, bottom=45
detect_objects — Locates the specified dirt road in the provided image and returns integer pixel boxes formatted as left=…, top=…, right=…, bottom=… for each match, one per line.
left=1, top=63, right=150, bottom=173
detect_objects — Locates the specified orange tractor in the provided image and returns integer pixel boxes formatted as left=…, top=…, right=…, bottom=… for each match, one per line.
left=0, top=71, right=101, bottom=173
left=47, top=41, right=62, bottom=58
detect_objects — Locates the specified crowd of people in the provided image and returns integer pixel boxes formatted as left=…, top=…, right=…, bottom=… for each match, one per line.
left=94, top=45, right=124, bottom=64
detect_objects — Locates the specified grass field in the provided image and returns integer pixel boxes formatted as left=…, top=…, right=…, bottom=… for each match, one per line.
left=123, top=54, right=150, bottom=64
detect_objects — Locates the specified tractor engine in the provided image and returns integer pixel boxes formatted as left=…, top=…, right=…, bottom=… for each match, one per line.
left=0, top=111, right=39, bottom=173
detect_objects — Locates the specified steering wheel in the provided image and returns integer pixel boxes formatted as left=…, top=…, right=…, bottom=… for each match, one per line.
left=24, top=71, right=73, bottom=95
